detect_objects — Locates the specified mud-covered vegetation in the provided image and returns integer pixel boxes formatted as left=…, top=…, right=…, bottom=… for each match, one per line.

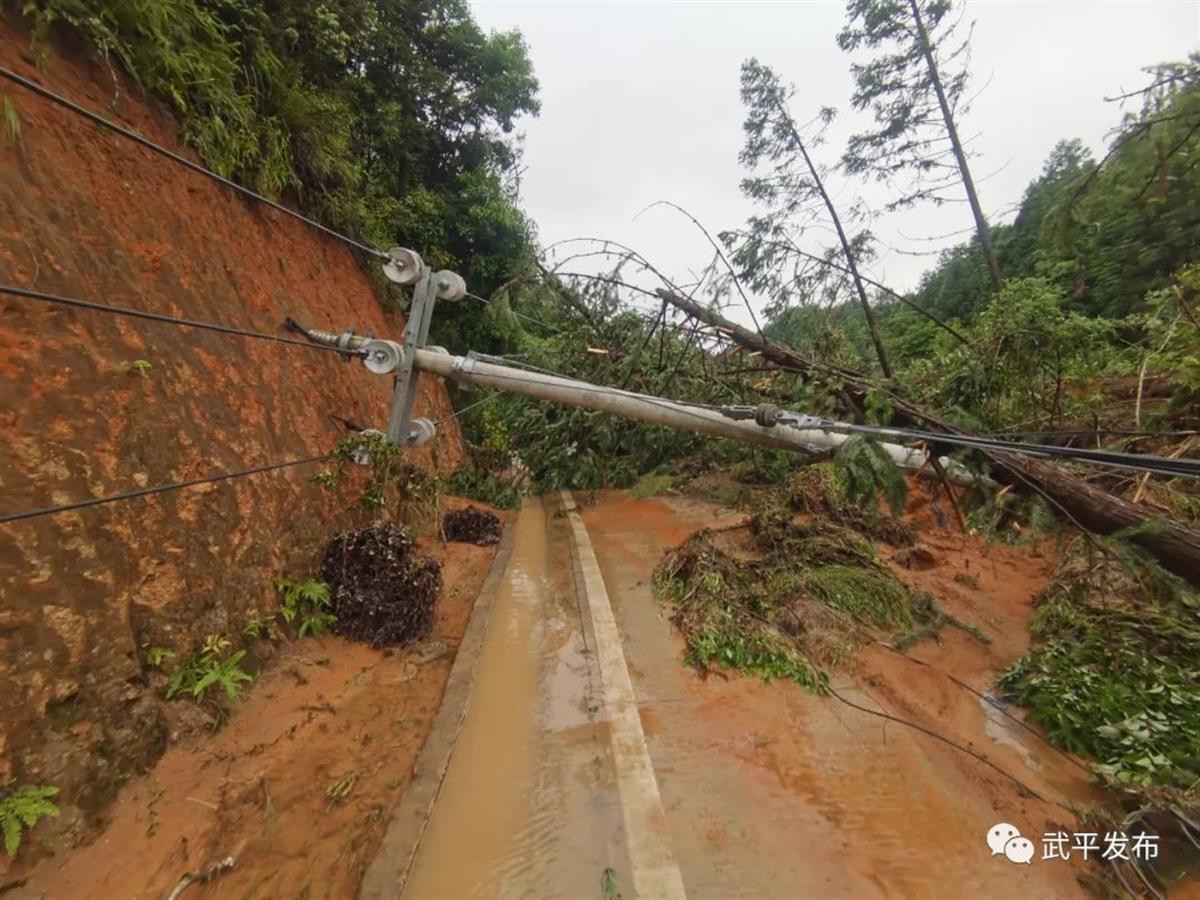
left=1001, top=538, right=1200, bottom=790
left=321, top=522, right=442, bottom=647
left=655, top=468, right=988, bottom=690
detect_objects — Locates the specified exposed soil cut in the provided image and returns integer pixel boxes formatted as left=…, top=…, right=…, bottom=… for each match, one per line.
left=7, top=499, right=507, bottom=900
left=322, top=522, right=443, bottom=648
left=0, top=21, right=465, bottom=861
left=442, top=505, right=503, bottom=545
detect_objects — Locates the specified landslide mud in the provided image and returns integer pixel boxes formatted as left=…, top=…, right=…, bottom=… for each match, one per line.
left=0, top=22, right=464, bottom=865
left=8, top=516, right=501, bottom=900
left=580, top=491, right=1102, bottom=898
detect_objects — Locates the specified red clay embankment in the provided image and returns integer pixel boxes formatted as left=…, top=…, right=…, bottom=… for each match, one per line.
left=0, top=25, right=464, bottom=859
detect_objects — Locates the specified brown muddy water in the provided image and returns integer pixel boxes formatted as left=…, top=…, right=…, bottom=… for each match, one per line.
left=403, top=497, right=623, bottom=898
left=403, top=490, right=1104, bottom=899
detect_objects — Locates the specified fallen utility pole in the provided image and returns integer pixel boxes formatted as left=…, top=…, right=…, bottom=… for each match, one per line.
left=653, top=288, right=1200, bottom=580
left=413, top=348, right=976, bottom=485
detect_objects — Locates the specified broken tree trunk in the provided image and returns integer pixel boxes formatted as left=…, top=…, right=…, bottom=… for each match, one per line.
left=655, top=288, right=1200, bottom=580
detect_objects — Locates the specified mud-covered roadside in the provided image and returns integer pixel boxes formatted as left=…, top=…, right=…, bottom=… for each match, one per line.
left=580, top=487, right=1107, bottom=898
left=4, top=502, right=506, bottom=900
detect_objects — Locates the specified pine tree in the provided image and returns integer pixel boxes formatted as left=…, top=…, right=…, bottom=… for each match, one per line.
left=724, top=59, right=893, bottom=378
left=838, top=0, right=1002, bottom=290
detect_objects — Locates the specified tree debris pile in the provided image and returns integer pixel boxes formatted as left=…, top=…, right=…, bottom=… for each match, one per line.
left=784, top=465, right=917, bottom=547
left=654, top=513, right=987, bottom=691
left=1000, top=538, right=1200, bottom=790
left=442, top=506, right=503, bottom=545
left=320, top=522, right=442, bottom=647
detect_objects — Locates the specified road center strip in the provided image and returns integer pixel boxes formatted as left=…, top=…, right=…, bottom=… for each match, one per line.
left=560, top=491, right=688, bottom=900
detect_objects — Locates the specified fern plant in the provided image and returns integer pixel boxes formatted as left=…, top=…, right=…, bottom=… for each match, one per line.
left=276, top=578, right=335, bottom=637
left=0, top=782, right=59, bottom=857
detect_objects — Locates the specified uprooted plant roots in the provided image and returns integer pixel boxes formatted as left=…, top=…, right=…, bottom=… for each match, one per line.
left=442, top=506, right=503, bottom=545
left=655, top=513, right=985, bottom=691
left=320, top=522, right=442, bottom=647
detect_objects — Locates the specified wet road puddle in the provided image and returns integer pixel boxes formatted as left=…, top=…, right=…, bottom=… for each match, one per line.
left=403, top=497, right=620, bottom=898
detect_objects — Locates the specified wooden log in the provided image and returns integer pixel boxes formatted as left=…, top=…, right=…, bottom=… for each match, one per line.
left=655, top=288, right=1200, bottom=580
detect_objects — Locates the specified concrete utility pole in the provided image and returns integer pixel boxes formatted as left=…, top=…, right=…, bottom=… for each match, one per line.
left=412, top=349, right=976, bottom=485
left=294, top=246, right=976, bottom=488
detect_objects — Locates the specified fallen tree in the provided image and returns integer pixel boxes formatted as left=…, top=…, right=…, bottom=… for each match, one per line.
left=655, top=287, right=1200, bottom=580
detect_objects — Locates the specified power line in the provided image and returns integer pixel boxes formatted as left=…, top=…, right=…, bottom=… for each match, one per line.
left=829, top=420, right=1200, bottom=479
left=1, top=283, right=361, bottom=356
left=0, top=65, right=388, bottom=260
left=466, top=292, right=563, bottom=335
left=433, top=392, right=500, bottom=425
left=452, top=355, right=1200, bottom=480
left=0, top=455, right=329, bottom=525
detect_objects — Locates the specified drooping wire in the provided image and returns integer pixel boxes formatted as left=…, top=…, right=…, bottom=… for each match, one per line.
left=0, top=65, right=388, bottom=260
left=449, top=353, right=1200, bottom=480
left=0, top=455, right=330, bottom=525
left=1, top=283, right=363, bottom=357
left=465, top=292, right=563, bottom=335
left=433, top=392, right=501, bottom=425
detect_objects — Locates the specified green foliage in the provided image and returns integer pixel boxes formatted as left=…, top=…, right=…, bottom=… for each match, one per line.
left=601, top=868, right=622, bottom=900
left=445, top=466, right=520, bottom=509
left=242, top=614, right=275, bottom=640
left=656, top=513, right=968, bottom=692
left=130, top=359, right=151, bottom=377
left=166, top=635, right=253, bottom=701
left=1000, top=539, right=1200, bottom=788
left=276, top=578, right=335, bottom=637
left=20, top=0, right=540, bottom=298
left=323, top=431, right=438, bottom=515
left=142, top=645, right=174, bottom=668
left=832, top=435, right=908, bottom=516
left=629, top=472, right=677, bottom=499
left=838, top=0, right=974, bottom=213
left=908, top=277, right=1114, bottom=429
left=0, top=782, right=60, bottom=857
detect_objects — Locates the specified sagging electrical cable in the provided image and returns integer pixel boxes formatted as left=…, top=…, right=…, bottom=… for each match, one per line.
left=1, top=284, right=364, bottom=357
left=829, top=420, right=1200, bottom=479
left=460, top=356, right=1200, bottom=480
left=0, top=455, right=330, bottom=525
left=0, top=65, right=388, bottom=260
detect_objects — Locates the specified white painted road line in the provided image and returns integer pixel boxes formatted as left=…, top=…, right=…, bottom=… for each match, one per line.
left=560, top=491, right=688, bottom=900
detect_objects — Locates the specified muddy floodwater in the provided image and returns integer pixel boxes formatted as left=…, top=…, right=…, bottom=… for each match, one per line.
left=404, top=497, right=623, bottom=897
left=402, top=491, right=1102, bottom=899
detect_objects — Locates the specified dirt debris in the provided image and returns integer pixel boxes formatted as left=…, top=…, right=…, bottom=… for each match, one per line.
left=656, top=512, right=987, bottom=688
left=321, top=522, right=442, bottom=647
left=442, top=505, right=503, bottom=545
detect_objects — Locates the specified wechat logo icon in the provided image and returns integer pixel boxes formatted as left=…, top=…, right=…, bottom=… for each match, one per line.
left=987, top=823, right=1035, bottom=864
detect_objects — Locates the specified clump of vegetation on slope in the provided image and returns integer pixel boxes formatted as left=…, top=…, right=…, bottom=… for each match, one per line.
left=654, top=475, right=987, bottom=691
left=1000, top=537, right=1200, bottom=790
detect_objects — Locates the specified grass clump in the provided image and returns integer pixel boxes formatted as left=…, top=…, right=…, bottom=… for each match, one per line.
left=166, top=635, right=253, bottom=702
left=655, top=513, right=975, bottom=690
left=999, top=537, right=1200, bottom=789
left=276, top=578, right=336, bottom=637
left=445, top=466, right=521, bottom=510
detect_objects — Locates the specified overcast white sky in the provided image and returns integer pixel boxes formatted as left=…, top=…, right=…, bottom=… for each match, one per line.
left=471, top=0, right=1200, bottom=325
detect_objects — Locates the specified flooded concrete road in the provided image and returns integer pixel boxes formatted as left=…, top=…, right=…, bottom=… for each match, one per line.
left=402, top=497, right=624, bottom=899
left=395, top=492, right=1101, bottom=899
